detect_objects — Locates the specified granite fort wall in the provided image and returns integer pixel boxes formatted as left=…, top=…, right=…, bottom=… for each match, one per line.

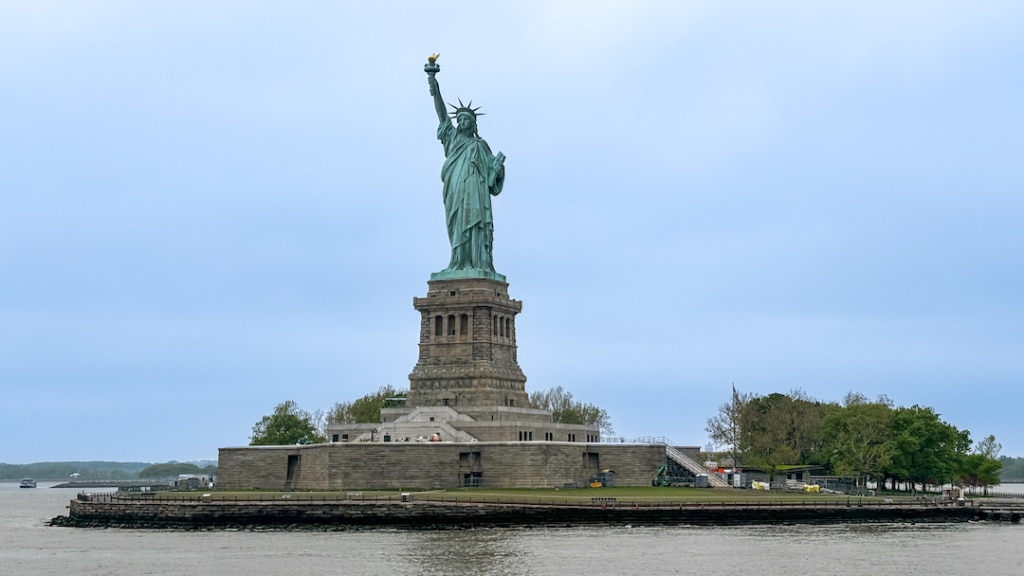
left=218, top=443, right=668, bottom=491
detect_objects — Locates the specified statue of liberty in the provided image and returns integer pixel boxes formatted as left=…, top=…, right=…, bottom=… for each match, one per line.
left=425, top=55, right=506, bottom=281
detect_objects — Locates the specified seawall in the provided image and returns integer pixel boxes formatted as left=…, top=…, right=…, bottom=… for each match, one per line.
left=49, top=498, right=998, bottom=530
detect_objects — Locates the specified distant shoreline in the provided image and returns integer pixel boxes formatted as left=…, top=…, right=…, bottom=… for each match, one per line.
left=47, top=481, right=165, bottom=489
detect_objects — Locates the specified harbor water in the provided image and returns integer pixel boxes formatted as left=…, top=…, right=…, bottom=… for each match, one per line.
left=2, top=482, right=1021, bottom=576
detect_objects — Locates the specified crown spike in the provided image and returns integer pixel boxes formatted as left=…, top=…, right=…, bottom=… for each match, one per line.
left=445, top=98, right=486, bottom=119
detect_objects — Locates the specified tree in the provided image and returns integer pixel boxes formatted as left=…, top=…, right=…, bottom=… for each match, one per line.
left=736, top=391, right=828, bottom=483
left=737, top=393, right=800, bottom=482
left=705, top=384, right=752, bottom=468
left=250, top=400, right=326, bottom=446
left=957, top=435, right=1003, bottom=495
left=529, top=386, right=614, bottom=436
left=821, top=393, right=895, bottom=493
left=138, top=462, right=205, bottom=480
left=975, top=434, right=1002, bottom=459
left=325, top=386, right=407, bottom=427
left=785, top=389, right=829, bottom=465
left=885, top=405, right=966, bottom=492
left=324, top=401, right=353, bottom=427
left=999, top=456, right=1024, bottom=481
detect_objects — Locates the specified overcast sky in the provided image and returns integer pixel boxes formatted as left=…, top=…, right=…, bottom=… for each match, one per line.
left=2, top=1, right=1022, bottom=464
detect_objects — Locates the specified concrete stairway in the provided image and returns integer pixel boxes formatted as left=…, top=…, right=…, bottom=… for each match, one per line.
left=664, top=445, right=731, bottom=487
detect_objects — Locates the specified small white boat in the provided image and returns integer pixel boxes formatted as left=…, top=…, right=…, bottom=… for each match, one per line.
left=19, top=477, right=37, bottom=488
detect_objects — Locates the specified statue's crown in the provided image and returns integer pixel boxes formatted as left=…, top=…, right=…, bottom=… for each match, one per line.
left=448, top=98, right=484, bottom=119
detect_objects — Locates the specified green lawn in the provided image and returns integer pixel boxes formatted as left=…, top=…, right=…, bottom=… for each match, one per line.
left=143, top=486, right=892, bottom=506
left=428, top=486, right=878, bottom=504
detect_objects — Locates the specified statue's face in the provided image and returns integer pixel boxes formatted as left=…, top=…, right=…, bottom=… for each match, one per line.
left=457, top=113, right=476, bottom=133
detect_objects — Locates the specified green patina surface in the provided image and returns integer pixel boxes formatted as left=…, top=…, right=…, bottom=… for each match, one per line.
left=425, top=55, right=507, bottom=280
left=429, top=268, right=506, bottom=282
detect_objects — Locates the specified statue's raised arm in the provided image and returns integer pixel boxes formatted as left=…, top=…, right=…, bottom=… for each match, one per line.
left=425, top=53, right=446, bottom=124
left=423, top=54, right=507, bottom=282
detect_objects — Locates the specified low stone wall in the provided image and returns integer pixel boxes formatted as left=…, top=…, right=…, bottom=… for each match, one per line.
left=51, top=498, right=985, bottom=530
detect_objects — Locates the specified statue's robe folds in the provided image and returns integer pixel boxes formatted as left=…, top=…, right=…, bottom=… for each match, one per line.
left=438, top=117, right=504, bottom=273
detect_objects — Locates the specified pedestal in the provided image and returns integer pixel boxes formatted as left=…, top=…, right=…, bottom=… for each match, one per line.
left=406, top=277, right=529, bottom=409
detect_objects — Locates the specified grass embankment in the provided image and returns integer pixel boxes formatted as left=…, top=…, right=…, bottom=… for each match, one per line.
left=141, top=486, right=892, bottom=506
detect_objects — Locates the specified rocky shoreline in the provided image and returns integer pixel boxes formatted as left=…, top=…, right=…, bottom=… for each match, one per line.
left=49, top=498, right=1008, bottom=530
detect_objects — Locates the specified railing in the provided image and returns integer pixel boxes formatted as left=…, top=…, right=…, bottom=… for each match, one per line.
left=665, top=445, right=731, bottom=488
